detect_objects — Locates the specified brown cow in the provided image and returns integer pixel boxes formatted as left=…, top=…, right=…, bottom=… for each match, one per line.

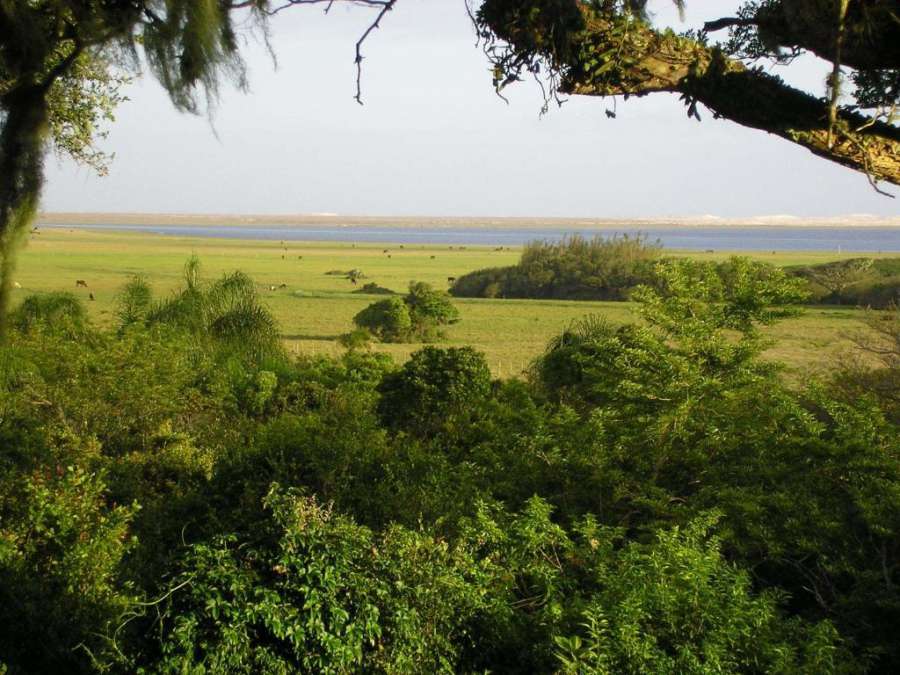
left=75, top=280, right=88, bottom=288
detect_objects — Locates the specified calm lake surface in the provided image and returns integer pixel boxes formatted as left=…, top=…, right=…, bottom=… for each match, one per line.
left=42, top=223, right=900, bottom=252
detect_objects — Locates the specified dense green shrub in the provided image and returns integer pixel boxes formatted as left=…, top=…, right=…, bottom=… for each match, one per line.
left=405, top=280, right=460, bottom=337
left=451, top=234, right=661, bottom=300
left=353, top=281, right=459, bottom=342
left=145, top=488, right=840, bottom=674
left=352, top=295, right=413, bottom=341
left=115, top=275, right=153, bottom=327
left=788, top=257, right=900, bottom=307
left=148, top=485, right=495, bottom=674
left=10, top=291, right=88, bottom=335
left=1, top=261, right=899, bottom=672
left=553, top=514, right=850, bottom=674
left=352, top=282, right=395, bottom=295
left=140, top=257, right=283, bottom=362
left=377, top=346, right=492, bottom=435
left=0, top=464, right=137, bottom=673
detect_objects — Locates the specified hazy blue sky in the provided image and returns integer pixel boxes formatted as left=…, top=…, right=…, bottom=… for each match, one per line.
left=41, top=0, right=899, bottom=218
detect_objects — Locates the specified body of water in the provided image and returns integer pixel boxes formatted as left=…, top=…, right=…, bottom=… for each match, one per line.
left=41, top=223, right=900, bottom=252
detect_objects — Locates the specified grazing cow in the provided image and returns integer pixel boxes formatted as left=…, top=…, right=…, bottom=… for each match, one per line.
left=269, top=285, right=277, bottom=291
left=279, top=283, right=288, bottom=289
left=430, top=255, right=436, bottom=260
left=13, top=281, right=21, bottom=289
left=447, top=277, right=456, bottom=284
left=75, top=280, right=88, bottom=288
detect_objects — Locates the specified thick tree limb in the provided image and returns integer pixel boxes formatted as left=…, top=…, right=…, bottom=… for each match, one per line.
left=481, top=3, right=900, bottom=187
left=720, top=0, right=900, bottom=72
left=575, top=13, right=900, bottom=185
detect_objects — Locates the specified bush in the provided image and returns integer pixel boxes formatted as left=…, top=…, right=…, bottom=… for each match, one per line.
left=338, top=327, right=374, bottom=351
left=377, top=346, right=492, bottom=435
left=353, top=282, right=459, bottom=343
left=451, top=234, right=660, bottom=300
left=554, top=514, right=849, bottom=674
left=115, top=275, right=153, bottom=327
left=148, top=485, right=492, bottom=673
left=11, top=291, right=87, bottom=335
left=3, top=259, right=900, bottom=671
left=352, top=295, right=413, bottom=342
left=788, top=257, right=900, bottom=308
left=352, top=282, right=395, bottom=295
left=141, top=258, right=283, bottom=362
left=0, top=465, right=137, bottom=673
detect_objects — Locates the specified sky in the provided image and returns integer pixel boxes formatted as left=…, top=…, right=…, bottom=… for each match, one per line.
left=40, top=0, right=900, bottom=219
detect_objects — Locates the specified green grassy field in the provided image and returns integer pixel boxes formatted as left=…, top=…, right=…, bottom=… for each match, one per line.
left=11, top=228, right=886, bottom=377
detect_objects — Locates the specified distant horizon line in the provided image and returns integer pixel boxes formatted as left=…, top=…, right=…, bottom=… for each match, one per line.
left=35, top=211, right=900, bottom=228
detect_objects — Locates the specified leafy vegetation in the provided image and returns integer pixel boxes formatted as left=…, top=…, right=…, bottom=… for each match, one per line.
left=353, top=282, right=396, bottom=295
left=789, top=257, right=900, bottom=307
left=353, top=281, right=460, bottom=342
left=450, top=234, right=660, bottom=300
left=1, top=256, right=899, bottom=672
left=453, top=237, right=900, bottom=311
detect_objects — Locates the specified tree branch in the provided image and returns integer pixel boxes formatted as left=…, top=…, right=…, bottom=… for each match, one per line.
left=228, top=0, right=396, bottom=103
left=480, top=2, right=900, bottom=189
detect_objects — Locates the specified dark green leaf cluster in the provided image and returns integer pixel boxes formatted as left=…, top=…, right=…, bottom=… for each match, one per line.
left=377, top=346, right=492, bottom=436
left=353, top=281, right=460, bottom=343
left=451, top=234, right=661, bottom=300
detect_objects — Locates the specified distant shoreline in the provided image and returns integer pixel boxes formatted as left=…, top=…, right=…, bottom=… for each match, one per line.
left=36, top=212, right=900, bottom=229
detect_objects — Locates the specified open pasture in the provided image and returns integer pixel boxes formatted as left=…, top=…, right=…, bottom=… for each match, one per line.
left=12, top=228, right=882, bottom=377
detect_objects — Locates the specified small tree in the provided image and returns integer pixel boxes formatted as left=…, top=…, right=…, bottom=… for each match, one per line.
left=353, top=296, right=413, bottom=342
left=115, top=275, right=153, bottom=328
left=10, top=291, right=87, bottom=336
left=134, top=257, right=283, bottom=362
left=405, top=281, right=460, bottom=340
left=809, top=257, right=875, bottom=301
left=353, top=282, right=459, bottom=343
left=377, top=346, right=492, bottom=435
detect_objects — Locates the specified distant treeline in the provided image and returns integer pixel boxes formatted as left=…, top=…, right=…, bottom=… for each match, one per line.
left=450, top=235, right=900, bottom=308
left=788, top=257, right=900, bottom=308
left=450, top=234, right=661, bottom=301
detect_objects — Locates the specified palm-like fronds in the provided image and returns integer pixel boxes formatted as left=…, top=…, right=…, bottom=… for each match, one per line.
left=115, top=275, right=153, bottom=327
left=133, top=258, right=283, bottom=361
left=11, top=292, right=88, bottom=336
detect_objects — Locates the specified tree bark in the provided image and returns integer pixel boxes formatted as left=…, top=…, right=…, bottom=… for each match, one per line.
left=0, top=86, right=51, bottom=337
left=755, top=0, right=900, bottom=72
